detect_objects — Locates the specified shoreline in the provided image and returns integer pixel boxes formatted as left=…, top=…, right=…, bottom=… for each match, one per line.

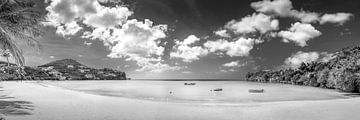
left=2, top=81, right=360, bottom=120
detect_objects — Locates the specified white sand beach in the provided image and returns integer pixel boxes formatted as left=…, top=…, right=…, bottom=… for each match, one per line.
left=2, top=81, right=360, bottom=120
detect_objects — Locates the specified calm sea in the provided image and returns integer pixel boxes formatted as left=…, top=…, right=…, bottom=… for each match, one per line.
left=46, top=80, right=346, bottom=103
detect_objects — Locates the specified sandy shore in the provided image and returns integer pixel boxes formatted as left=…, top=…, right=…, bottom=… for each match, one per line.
left=1, top=81, right=360, bottom=120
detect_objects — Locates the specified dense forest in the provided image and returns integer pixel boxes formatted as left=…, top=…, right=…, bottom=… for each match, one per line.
left=246, top=45, right=360, bottom=93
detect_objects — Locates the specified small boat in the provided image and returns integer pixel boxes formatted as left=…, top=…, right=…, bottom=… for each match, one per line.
left=248, top=89, right=264, bottom=93
left=184, top=83, right=196, bottom=85
left=211, top=88, right=223, bottom=91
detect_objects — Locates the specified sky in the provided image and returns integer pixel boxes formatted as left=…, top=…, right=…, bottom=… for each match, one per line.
left=5, top=0, right=359, bottom=79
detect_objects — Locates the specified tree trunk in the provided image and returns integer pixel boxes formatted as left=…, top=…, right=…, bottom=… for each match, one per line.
left=6, top=57, right=9, bottom=67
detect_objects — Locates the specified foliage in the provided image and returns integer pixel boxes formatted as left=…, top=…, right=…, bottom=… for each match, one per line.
left=246, top=45, right=360, bottom=93
left=0, top=0, right=44, bottom=66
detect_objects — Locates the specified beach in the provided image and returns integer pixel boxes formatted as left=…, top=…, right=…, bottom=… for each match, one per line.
left=1, top=81, right=360, bottom=120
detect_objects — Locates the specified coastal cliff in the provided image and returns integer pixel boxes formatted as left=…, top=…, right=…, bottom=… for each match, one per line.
left=0, top=59, right=126, bottom=80
left=246, top=45, right=360, bottom=93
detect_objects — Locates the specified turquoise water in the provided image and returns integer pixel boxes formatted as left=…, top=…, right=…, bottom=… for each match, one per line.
left=46, top=80, right=347, bottom=103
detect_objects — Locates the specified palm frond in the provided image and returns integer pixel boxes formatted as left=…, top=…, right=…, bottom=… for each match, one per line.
left=0, top=0, right=44, bottom=66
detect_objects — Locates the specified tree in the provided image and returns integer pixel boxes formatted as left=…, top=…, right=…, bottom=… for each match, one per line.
left=0, top=0, right=44, bottom=66
left=1, top=50, right=10, bottom=67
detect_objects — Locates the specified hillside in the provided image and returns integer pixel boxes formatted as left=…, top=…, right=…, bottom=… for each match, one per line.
left=246, top=45, right=360, bottom=93
left=0, top=59, right=127, bottom=80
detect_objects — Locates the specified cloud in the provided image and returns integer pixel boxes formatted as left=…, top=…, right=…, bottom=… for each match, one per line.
left=182, top=71, right=193, bottom=74
left=136, top=61, right=184, bottom=73
left=224, top=13, right=279, bottom=34
left=45, top=0, right=132, bottom=36
left=45, top=0, right=181, bottom=73
left=220, top=69, right=237, bottom=73
left=214, top=29, right=230, bottom=38
left=251, top=0, right=352, bottom=24
left=284, top=51, right=320, bottom=68
left=53, top=21, right=83, bottom=37
left=84, top=41, right=93, bottom=46
left=170, top=35, right=209, bottom=62
left=292, top=11, right=320, bottom=23
left=49, top=56, right=55, bottom=59
left=250, top=0, right=319, bottom=23
left=251, top=0, right=293, bottom=17
left=182, top=35, right=200, bottom=45
left=278, top=22, right=321, bottom=47
left=320, top=13, right=353, bottom=25
left=222, top=61, right=245, bottom=67
left=204, top=38, right=262, bottom=57
left=284, top=51, right=333, bottom=68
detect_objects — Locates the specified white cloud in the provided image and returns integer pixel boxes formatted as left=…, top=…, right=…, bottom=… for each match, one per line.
left=250, top=0, right=319, bottom=23
left=49, top=56, right=55, bottom=59
left=251, top=0, right=293, bottom=17
left=136, top=61, right=184, bottom=73
left=278, top=22, right=321, bottom=47
left=84, top=41, right=93, bottom=46
left=45, top=0, right=132, bottom=36
left=54, top=21, right=82, bottom=37
left=45, top=0, right=180, bottom=73
left=222, top=61, right=245, bottom=67
left=292, top=11, right=320, bottom=23
left=170, top=35, right=209, bottom=62
left=214, top=29, right=230, bottom=38
left=319, top=52, right=335, bottom=62
left=284, top=51, right=333, bottom=68
left=224, top=13, right=279, bottom=34
left=320, top=13, right=353, bottom=25
left=204, top=38, right=262, bottom=57
left=251, top=0, right=353, bottom=24
left=182, top=71, right=193, bottom=74
left=284, top=51, right=320, bottom=68
left=182, top=35, right=200, bottom=45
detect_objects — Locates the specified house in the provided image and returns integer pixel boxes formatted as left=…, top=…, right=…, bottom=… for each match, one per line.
left=67, top=65, right=74, bottom=69
left=85, top=74, right=95, bottom=79
left=78, top=69, right=91, bottom=73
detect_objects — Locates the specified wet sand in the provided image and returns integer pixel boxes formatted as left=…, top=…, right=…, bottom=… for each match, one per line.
left=2, top=81, right=360, bottom=120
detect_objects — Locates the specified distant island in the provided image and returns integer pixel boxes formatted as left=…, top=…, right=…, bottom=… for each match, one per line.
left=0, top=59, right=127, bottom=80
left=246, top=45, right=360, bottom=93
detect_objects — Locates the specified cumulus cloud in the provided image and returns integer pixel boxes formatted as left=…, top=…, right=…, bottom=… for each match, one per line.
left=53, top=21, right=82, bottom=37
left=182, top=71, right=193, bottom=74
left=284, top=51, right=320, bottom=68
left=222, top=61, right=245, bottom=67
left=45, top=0, right=182, bottom=73
left=251, top=0, right=352, bottom=24
left=320, top=13, right=353, bottom=25
left=136, top=61, right=184, bottom=73
left=84, top=41, right=93, bottom=46
left=214, top=29, right=230, bottom=38
left=170, top=35, right=209, bottom=62
left=224, top=13, right=279, bottom=34
left=284, top=51, right=333, bottom=68
left=45, top=0, right=132, bottom=30
left=251, top=0, right=293, bottom=17
left=250, top=0, right=319, bottom=23
left=204, top=38, right=262, bottom=57
left=278, top=22, right=321, bottom=47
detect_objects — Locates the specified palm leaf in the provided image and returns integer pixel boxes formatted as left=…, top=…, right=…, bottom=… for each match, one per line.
left=0, top=0, right=43, bottom=66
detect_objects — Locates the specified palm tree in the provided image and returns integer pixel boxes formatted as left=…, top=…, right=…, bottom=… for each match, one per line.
left=0, top=0, right=43, bottom=66
left=1, top=50, right=11, bottom=67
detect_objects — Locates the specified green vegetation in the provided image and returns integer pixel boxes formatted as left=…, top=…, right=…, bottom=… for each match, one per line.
left=0, top=0, right=44, bottom=66
left=246, top=45, right=360, bottom=93
left=0, top=59, right=127, bottom=81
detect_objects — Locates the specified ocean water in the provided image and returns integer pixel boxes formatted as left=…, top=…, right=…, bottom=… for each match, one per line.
left=46, top=80, right=347, bottom=103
